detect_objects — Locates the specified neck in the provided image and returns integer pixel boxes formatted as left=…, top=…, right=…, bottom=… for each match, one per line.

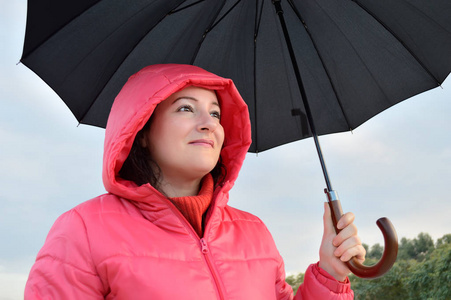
left=158, top=176, right=203, bottom=198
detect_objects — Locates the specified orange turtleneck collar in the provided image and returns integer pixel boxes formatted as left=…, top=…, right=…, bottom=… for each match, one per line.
left=170, top=174, right=214, bottom=237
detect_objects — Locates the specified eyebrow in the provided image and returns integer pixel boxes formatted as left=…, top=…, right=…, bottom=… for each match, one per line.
left=172, top=96, right=220, bottom=108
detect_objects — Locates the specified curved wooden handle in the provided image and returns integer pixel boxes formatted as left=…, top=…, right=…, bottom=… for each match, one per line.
left=327, top=198, right=398, bottom=279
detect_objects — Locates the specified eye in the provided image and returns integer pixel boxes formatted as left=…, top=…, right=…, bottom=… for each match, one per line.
left=177, top=105, right=194, bottom=113
left=210, top=110, right=221, bottom=120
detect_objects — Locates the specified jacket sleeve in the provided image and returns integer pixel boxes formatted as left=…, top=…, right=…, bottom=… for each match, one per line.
left=275, top=254, right=296, bottom=299
left=294, top=263, right=354, bottom=300
left=24, top=209, right=105, bottom=299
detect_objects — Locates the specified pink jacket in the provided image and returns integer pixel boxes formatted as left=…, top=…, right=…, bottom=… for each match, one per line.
left=25, top=64, right=353, bottom=299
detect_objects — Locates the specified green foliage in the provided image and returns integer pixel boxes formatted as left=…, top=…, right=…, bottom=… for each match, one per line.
left=285, top=233, right=451, bottom=299
left=367, top=243, right=383, bottom=261
left=398, top=232, right=435, bottom=262
left=350, top=260, right=411, bottom=300
left=404, top=241, right=451, bottom=300
left=285, top=272, right=304, bottom=294
left=436, top=234, right=451, bottom=247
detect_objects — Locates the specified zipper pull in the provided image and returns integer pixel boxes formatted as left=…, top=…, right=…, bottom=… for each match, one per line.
left=200, top=238, right=209, bottom=254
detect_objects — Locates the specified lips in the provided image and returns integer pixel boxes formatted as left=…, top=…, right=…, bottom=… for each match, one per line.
left=189, top=139, right=214, bottom=147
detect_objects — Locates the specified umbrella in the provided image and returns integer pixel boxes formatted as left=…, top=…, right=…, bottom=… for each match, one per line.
left=20, top=0, right=451, bottom=278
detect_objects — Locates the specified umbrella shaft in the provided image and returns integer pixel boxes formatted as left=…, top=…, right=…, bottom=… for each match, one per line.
left=273, top=0, right=333, bottom=191
left=313, top=133, right=333, bottom=192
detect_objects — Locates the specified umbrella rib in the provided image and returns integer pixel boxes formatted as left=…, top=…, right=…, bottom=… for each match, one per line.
left=287, top=0, right=353, bottom=131
left=170, top=0, right=206, bottom=14
left=254, top=0, right=264, bottom=36
left=209, top=0, right=243, bottom=31
left=189, top=1, right=239, bottom=64
left=352, top=0, right=442, bottom=86
left=252, top=0, right=265, bottom=152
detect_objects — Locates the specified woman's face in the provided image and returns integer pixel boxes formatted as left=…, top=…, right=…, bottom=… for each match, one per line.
left=142, top=86, right=225, bottom=183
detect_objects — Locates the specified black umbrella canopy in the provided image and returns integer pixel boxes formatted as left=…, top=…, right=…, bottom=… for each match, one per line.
left=21, top=0, right=451, bottom=153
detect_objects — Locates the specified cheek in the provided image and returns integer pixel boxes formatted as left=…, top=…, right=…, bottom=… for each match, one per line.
left=217, top=125, right=225, bottom=147
left=147, top=120, right=170, bottom=157
left=148, top=119, right=187, bottom=155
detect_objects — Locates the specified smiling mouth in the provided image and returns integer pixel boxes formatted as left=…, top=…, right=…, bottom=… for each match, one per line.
left=189, top=139, right=214, bottom=147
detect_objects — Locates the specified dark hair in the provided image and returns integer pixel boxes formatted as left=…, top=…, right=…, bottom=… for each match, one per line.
left=119, top=117, right=227, bottom=190
left=119, top=119, right=159, bottom=187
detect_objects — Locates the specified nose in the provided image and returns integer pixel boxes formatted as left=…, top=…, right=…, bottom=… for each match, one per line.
left=197, top=111, right=219, bottom=132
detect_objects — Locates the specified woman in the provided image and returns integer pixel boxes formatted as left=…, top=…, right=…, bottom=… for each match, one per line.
left=25, top=64, right=365, bottom=299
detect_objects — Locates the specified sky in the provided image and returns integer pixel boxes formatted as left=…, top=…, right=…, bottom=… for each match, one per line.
left=1, top=1, right=450, bottom=299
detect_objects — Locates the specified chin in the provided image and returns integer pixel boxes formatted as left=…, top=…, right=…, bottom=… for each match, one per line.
left=188, top=162, right=217, bottom=177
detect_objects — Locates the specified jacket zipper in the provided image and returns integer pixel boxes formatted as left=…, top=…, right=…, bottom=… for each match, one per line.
left=164, top=199, right=226, bottom=299
left=200, top=238, right=225, bottom=300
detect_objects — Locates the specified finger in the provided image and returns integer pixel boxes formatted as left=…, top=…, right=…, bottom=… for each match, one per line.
left=333, top=224, right=358, bottom=247
left=333, top=235, right=362, bottom=258
left=336, top=212, right=355, bottom=230
left=323, top=202, right=335, bottom=235
left=337, top=244, right=366, bottom=262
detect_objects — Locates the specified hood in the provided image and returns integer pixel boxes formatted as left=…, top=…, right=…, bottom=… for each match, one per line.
left=102, top=64, right=252, bottom=202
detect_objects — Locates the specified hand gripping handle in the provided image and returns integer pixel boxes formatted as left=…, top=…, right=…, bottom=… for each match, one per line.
left=325, top=190, right=398, bottom=279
